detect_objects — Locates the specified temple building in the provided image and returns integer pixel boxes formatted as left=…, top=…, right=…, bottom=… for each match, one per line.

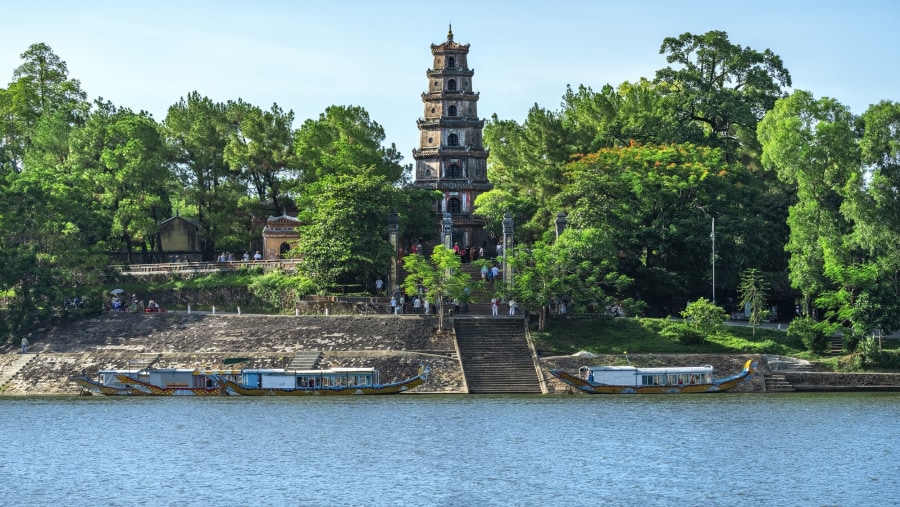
left=411, top=26, right=493, bottom=250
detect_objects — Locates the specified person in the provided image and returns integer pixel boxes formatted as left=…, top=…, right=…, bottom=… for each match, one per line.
left=253, top=250, right=262, bottom=260
left=375, top=278, right=384, bottom=294
left=496, top=243, right=503, bottom=256
left=21, top=337, right=28, bottom=354
left=509, top=299, right=517, bottom=315
left=491, top=297, right=499, bottom=316
left=479, top=246, right=484, bottom=259
left=243, top=251, right=250, bottom=261
left=413, top=296, right=421, bottom=313
left=481, top=264, right=488, bottom=281
left=491, top=265, right=500, bottom=282
left=453, top=242, right=460, bottom=255
left=416, top=243, right=423, bottom=255
left=390, top=296, right=398, bottom=315
left=423, top=299, right=431, bottom=315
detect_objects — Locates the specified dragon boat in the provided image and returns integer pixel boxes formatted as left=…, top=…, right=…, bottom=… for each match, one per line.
left=216, top=366, right=428, bottom=396
left=550, top=359, right=756, bottom=394
left=72, top=368, right=240, bottom=396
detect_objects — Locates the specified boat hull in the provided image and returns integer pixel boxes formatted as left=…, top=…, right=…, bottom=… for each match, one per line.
left=114, top=374, right=226, bottom=396
left=550, top=359, right=756, bottom=394
left=72, top=377, right=147, bottom=396
left=220, top=375, right=426, bottom=396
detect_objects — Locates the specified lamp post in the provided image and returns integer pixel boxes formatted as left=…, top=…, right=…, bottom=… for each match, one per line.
left=388, top=211, right=399, bottom=293
left=555, top=211, right=567, bottom=240
left=441, top=213, right=453, bottom=250
left=502, top=213, right=514, bottom=285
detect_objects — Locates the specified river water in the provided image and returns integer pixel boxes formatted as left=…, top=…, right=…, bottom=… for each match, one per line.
left=1, top=393, right=898, bottom=506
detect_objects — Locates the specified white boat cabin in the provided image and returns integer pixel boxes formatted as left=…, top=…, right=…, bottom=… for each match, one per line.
left=241, top=367, right=381, bottom=389
left=97, top=368, right=239, bottom=389
left=579, top=365, right=715, bottom=387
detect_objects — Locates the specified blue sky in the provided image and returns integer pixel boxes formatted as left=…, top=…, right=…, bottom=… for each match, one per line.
left=2, top=1, right=897, bottom=159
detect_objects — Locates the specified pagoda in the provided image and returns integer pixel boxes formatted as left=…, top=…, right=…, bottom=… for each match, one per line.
left=411, top=26, right=492, bottom=250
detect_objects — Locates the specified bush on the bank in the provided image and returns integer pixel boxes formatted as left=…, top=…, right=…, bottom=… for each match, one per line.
left=659, top=321, right=706, bottom=346
left=788, top=317, right=829, bottom=354
left=852, top=338, right=900, bottom=370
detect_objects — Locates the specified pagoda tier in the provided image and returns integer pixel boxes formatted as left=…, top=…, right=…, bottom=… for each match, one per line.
left=411, top=26, right=493, bottom=250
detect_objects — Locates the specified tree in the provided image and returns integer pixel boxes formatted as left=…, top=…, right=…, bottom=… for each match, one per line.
left=506, top=228, right=632, bottom=330
left=401, top=245, right=472, bottom=330
left=558, top=141, right=788, bottom=314
left=164, top=91, right=243, bottom=260
left=758, top=90, right=858, bottom=315
left=293, top=105, right=406, bottom=185
left=69, top=101, right=172, bottom=262
left=0, top=43, right=88, bottom=174
left=655, top=30, right=791, bottom=161
left=292, top=172, right=398, bottom=291
left=738, top=268, right=770, bottom=337
left=561, top=80, right=705, bottom=150
left=224, top=100, right=298, bottom=217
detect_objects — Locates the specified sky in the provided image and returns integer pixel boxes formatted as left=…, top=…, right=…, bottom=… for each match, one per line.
left=2, top=0, right=898, bottom=159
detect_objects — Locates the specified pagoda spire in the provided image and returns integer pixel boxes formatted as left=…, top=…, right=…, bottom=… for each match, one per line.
left=447, top=24, right=453, bottom=42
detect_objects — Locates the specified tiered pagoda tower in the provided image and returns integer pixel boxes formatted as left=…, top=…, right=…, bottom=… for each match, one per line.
left=411, top=26, right=492, bottom=250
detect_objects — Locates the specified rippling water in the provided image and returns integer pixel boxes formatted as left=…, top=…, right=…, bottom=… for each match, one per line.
left=2, top=393, right=898, bottom=506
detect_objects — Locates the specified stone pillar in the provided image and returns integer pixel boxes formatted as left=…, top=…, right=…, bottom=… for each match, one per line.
left=388, top=211, right=400, bottom=293
left=502, top=212, right=514, bottom=286
left=442, top=213, right=453, bottom=250
left=555, top=211, right=567, bottom=240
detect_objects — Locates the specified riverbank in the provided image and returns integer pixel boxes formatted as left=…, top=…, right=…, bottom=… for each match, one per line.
left=2, top=312, right=898, bottom=395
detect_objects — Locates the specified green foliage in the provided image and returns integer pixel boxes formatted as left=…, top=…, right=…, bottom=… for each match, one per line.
left=507, top=227, right=631, bottom=330
left=739, top=268, right=770, bottom=337
left=532, top=315, right=801, bottom=356
left=247, top=271, right=314, bottom=311
left=224, top=100, right=298, bottom=217
left=293, top=105, right=406, bottom=185
left=852, top=338, right=900, bottom=370
left=655, top=30, right=791, bottom=161
left=401, top=245, right=472, bottom=329
left=659, top=320, right=706, bottom=346
left=680, top=297, right=727, bottom=335
left=293, top=172, right=397, bottom=291
left=786, top=316, right=829, bottom=354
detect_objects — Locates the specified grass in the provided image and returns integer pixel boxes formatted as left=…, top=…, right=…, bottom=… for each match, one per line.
left=532, top=315, right=808, bottom=357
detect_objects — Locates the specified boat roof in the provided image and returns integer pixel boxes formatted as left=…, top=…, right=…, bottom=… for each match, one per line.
left=583, top=365, right=714, bottom=374
left=242, top=367, right=377, bottom=374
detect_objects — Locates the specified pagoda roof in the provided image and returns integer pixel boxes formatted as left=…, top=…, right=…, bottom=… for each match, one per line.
left=431, top=25, right=470, bottom=54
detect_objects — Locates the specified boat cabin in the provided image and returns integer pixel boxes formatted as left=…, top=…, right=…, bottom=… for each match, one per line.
left=241, top=367, right=381, bottom=389
left=97, top=368, right=239, bottom=389
left=579, top=365, right=715, bottom=387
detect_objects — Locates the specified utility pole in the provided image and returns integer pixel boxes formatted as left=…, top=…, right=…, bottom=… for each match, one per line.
left=711, top=217, right=716, bottom=304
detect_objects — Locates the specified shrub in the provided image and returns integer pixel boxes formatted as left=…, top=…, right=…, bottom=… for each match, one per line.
left=659, top=321, right=706, bottom=346
left=787, top=317, right=829, bottom=354
left=680, top=298, right=727, bottom=335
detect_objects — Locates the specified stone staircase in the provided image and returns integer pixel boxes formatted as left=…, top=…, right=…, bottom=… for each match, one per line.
left=288, top=351, right=322, bottom=370
left=0, top=353, right=38, bottom=390
left=453, top=317, right=542, bottom=394
left=764, top=373, right=796, bottom=392
left=764, top=355, right=817, bottom=392
left=127, top=353, right=161, bottom=370
left=830, top=336, right=844, bottom=356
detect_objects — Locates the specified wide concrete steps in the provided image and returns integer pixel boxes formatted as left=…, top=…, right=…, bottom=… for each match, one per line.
left=764, top=374, right=796, bottom=392
left=0, top=353, right=38, bottom=389
left=288, top=351, right=322, bottom=370
left=454, top=317, right=542, bottom=394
